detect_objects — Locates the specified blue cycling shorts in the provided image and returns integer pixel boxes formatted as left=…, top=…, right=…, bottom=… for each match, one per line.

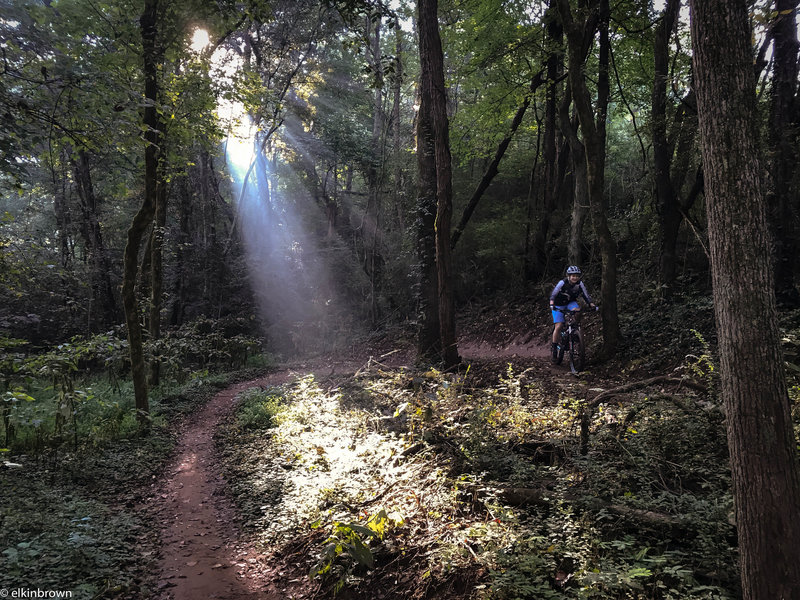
left=552, top=301, right=580, bottom=323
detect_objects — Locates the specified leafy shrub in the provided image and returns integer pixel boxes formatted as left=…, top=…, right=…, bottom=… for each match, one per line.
left=235, top=387, right=285, bottom=430
left=0, top=319, right=267, bottom=453
left=148, top=317, right=263, bottom=382
left=311, top=509, right=393, bottom=594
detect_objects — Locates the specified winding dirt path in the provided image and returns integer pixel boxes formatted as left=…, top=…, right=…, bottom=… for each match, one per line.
left=148, top=338, right=553, bottom=599
left=152, top=377, right=282, bottom=600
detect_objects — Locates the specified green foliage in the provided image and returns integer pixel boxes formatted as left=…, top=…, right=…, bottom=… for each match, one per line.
left=0, top=476, right=151, bottom=597
left=148, top=317, right=264, bottom=383
left=0, top=321, right=266, bottom=453
left=311, top=509, right=392, bottom=594
left=0, top=366, right=236, bottom=598
left=685, top=330, right=717, bottom=395
left=235, top=387, right=285, bottom=429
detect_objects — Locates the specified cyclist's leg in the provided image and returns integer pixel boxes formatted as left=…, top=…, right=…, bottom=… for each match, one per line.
left=551, top=307, right=566, bottom=359
left=552, top=307, right=567, bottom=341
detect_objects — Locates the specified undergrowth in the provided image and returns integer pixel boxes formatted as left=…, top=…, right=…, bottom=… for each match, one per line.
left=0, top=363, right=271, bottom=599
left=218, top=358, right=742, bottom=599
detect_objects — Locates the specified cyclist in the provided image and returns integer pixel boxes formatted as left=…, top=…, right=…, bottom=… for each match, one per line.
left=549, top=265, right=596, bottom=360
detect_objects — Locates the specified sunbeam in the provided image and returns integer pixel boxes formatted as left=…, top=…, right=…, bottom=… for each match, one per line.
left=222, top=99, right=348, bottom=354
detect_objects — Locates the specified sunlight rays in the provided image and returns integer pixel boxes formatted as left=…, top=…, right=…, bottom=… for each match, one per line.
left=221, top=97, right=344, bottom=353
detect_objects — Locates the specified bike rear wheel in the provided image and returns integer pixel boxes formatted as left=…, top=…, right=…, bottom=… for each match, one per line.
left=569, top=330, right=585, bottom=373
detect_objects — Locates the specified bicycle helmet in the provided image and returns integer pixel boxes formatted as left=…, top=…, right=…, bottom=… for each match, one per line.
left=566, top=265, right=582, bottom=275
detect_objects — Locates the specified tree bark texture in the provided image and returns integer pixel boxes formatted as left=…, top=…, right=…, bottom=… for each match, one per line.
left=690, top=1, right=800, bottom=597
left=652, top=0, right=682, bottom=293
left=73, top=150, right=120, bottom=331
left=415, top=83, right=441, bottom=362
left=558, top=89, right=588, bottom=267
left=418, top=0, right=458, bottom=367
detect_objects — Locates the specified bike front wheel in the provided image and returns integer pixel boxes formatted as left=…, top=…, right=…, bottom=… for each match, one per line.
left=569, top=330, right=585, bottom=373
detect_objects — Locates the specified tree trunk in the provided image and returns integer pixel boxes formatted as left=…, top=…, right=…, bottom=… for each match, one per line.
left=73, top=149, right=120, bottom=331
left=767, top=0, right=800, bottom=306
left=392, top=28, right=405, bottom=233
left=148, top=171, right=167, bottom=386
left=418, top=0, right=458, bottom=367
left=690, top=1, right=800, bottom=597
left=558, top=90, right=588, bottom=267
left=415, top=43, right=441, bottom=363
left=169, top=174, right=190, bottom=327
left=652, top=0, right=681, bottom=295
left=365, top=13, right=384, bottom=326
left=531, top=9, right=564, bottom=275
left=123, top=0, right=161, bottom=429
left=567, top=141, right=588, bottom=265
left=53, top=154, right=73, bottom=269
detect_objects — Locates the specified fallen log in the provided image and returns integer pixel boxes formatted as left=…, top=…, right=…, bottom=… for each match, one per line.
left=579, top=376, right=709, bottom=455
left=467, top=484, right=697, bottom=535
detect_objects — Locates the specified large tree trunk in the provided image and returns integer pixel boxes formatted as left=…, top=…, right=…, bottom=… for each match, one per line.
left=123, top=0, right=161, bottom=429
left=557, top=0, right=621, bottom=355
left=415, top=84, right=441, bottom=362
left=415, top=40, right=441, bottom=364
left=767, top=0, right=800, bottom=306
left=558, top=90, right=588, bottom=267
left=418, top=0, right=458, bottom=367
left=567, top=141, right=588, bottom=265
left=690, top=1, right=800, bottom=597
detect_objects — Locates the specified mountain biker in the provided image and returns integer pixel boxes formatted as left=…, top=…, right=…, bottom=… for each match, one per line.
left=549, top=266, right=596, bottom=360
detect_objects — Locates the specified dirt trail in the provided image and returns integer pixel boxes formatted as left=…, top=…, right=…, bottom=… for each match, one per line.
left=152, top=377, right=281, bottom=600
left=150, top=339, right=553, bottom=599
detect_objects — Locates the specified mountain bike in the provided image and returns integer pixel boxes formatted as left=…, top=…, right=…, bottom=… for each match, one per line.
left=552, top=307, right=596, bottom=374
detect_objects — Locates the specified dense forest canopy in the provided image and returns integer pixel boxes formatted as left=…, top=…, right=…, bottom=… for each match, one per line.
left=2, top=0, right=793, bottom=352
left=2, top=0, right=800, bottom=597
left=1, top=0, right=715, bottom=349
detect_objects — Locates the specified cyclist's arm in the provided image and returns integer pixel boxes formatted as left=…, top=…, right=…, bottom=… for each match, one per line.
left=579, top=282, right=595, bottom=306
left=549, top=281, right=564, bottom=306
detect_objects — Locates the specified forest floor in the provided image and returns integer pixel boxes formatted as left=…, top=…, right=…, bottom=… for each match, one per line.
left=1, top=300, right=746, bottom=599
left=148, top=319, right=553, bottom=599
left=143, top=304, right=737, bottom=600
